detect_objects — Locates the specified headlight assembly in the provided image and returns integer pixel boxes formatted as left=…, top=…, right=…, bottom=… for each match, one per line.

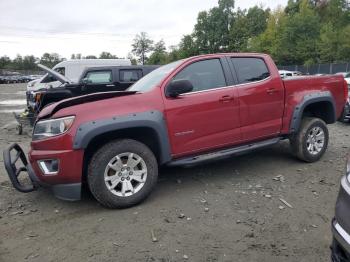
left=33, top=116, right=75, bottom=140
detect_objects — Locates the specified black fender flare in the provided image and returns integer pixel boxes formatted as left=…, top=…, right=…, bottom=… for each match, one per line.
left=73, top=110, right=172, bottom=164
left=289, top=91, right=336, bottom=133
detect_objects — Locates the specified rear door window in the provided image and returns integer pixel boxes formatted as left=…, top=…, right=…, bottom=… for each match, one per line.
left=231, top=58, right=270, bottom=84
left=119, top=69, right=142, bottom=82
left=84, top=70, right=112, bottom=84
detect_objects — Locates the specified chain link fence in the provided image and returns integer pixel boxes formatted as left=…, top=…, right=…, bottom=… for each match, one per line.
left=278, top=62, right=350, bottom=75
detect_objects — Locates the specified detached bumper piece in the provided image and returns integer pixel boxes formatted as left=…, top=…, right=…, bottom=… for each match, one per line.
left=3, top=143, right=39, bottom=193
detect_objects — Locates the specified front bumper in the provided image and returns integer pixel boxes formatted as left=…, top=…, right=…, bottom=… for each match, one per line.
left=332, top=176, right=350, bottom=261
left=3, top=143, right=82, bottom=201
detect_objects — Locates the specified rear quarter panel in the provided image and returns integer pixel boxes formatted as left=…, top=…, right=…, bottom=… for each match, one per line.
left=281, top=75, right=346, bottom=134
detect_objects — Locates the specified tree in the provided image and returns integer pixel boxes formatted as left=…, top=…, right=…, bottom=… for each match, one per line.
left=148, top=40, right=168, bottom=65
left=178, top=35, right=198, bottom=58
left=0, top=56, right=11, bottom=69
left=85, top=55, right=97, bottom=59
left=193, top=0, right=235, bottom=53
left=99, top=52, right=117, bottom=59
left=127, top=53, right=138, bottom=65
left=40, top=53, right=63, bottom=68
left=131, top=32, right=154, bottom=64
left=22, top=55, right=37, bottom=70
left=12, top=54, right=24, bottom=70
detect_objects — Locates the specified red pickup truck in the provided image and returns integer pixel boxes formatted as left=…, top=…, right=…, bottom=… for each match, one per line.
left=4, top=53, right=349, bottom=208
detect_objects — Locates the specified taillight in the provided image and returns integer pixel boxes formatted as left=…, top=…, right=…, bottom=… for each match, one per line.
left=344, top=79, right=349, bottom=101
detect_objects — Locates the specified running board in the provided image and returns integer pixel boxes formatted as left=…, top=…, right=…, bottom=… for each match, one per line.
left=168, top=137, right=281, bottom=167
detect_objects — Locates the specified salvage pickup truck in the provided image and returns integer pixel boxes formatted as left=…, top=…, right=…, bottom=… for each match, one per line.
left=3, top=53, right=349, bottom=208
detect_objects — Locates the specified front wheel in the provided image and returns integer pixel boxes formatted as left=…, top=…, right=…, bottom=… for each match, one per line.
left=289, top=117, right=329, bottom=163
left=88, top=139, right=158, bottom=208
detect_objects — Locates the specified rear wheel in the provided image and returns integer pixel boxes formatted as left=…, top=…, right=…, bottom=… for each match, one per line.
left=289, top=117, right=329, bottom=162
left=88, top=139, right=158, bottom=208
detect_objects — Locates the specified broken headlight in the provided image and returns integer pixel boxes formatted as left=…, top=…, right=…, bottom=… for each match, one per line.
left=33, top=116, right=75, bottom=140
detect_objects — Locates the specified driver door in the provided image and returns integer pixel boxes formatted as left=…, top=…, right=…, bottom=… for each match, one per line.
left=164, top=58, right=241, bottom=157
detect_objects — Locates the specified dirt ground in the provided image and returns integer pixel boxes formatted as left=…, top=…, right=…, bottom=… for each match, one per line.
left=0, top=83, right=349, bottom=262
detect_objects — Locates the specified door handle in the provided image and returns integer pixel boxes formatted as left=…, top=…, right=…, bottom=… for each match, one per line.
left=106, top=84, right=115, bottom=87
left=266, top=88, right=277, bottom=95
left=219, top=95, right=233, bottom=102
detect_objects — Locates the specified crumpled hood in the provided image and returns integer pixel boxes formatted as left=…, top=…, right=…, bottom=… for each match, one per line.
left=38, top=91, right=137, bottom=120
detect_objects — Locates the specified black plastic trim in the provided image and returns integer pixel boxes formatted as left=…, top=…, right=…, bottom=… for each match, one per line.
left=73, top=110, right=172, bottom=164
left=3, top=143, right=38, bottom=192
left=289, top=91, right=336, bottom=133
left=168, top=137, right=280, bottom=167
left=51, top=183, right=82, bottom=201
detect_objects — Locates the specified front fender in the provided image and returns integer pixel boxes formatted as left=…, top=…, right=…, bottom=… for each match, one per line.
left=73, top=110, right=172, bottom=164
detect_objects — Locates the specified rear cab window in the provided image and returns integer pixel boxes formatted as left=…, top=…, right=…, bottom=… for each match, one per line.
left=84, top=70, right=112, bottom=84
left=119, top=69, right=142, bottom=83
left=231, top=57, right=270, bottom=84
left=172, top=59, right=227, bottom=93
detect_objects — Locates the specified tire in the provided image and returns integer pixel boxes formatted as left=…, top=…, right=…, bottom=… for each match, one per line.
left=88, top=139, right=158, bottom=208
left=289, top=117, right=329, bottom=163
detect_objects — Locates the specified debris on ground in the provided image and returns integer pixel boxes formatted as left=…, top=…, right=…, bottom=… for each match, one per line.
left=279, top=198, right=293, bottom=208
left=151, top=229, right=158, bottom=242
left=273, top=175, right=285, bottom=182
left=178, top=213, right=185, bottom=219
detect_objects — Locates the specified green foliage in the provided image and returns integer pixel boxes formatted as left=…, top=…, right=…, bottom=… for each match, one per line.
left=148, top=40, right=168, bottom=65
left=99, top=52, right=118, bottom=59
left=132, top=32, right=154, bottom=65
left=40, top=53, right=64, bottom=68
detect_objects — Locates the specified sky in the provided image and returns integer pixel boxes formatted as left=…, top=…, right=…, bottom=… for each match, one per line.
left=0, top=0, right=288, bottom=59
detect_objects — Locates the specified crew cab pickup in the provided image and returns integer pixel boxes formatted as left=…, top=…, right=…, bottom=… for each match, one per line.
left=3, top=53, right=349, bottom=208
left=28, top=64, right=159, bottom=112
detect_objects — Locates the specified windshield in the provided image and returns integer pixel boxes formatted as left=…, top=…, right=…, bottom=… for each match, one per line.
left=128, top=60, right=183, bottom=92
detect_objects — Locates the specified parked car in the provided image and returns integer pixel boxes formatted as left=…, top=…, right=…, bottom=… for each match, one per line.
left=3, top=75, right=20, bottom=83
left=27, top=64, right=159, bottom=112
left=331, top=154, right=350, bottom=261
left=0, top=75, right=5, bottom=84
left=26, top=59, right=132, bottom=93
left=3, top=53, right=348, bottom=208
left=279, top=70, right=302, bottom=78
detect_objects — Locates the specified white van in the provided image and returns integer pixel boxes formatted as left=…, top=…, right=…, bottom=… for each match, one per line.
left=27, top=59, right=131, bottom=92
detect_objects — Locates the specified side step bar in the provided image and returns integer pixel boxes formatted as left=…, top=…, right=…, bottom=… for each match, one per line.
left=168, top=137, right=281, bottom=167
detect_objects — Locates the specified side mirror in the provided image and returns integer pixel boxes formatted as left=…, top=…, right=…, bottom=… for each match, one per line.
left=82, top=78, right=89, bottom=84
left=166, top=79, right=193, bottom=98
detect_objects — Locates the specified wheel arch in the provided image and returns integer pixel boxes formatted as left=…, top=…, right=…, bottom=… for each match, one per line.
left=73, top=111, right=172, bottom=181
left=290, top=92, right=336, bottom=134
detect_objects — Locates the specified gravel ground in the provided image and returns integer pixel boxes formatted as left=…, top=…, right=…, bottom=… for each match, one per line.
left=0, top=83, right=349, bottom=262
